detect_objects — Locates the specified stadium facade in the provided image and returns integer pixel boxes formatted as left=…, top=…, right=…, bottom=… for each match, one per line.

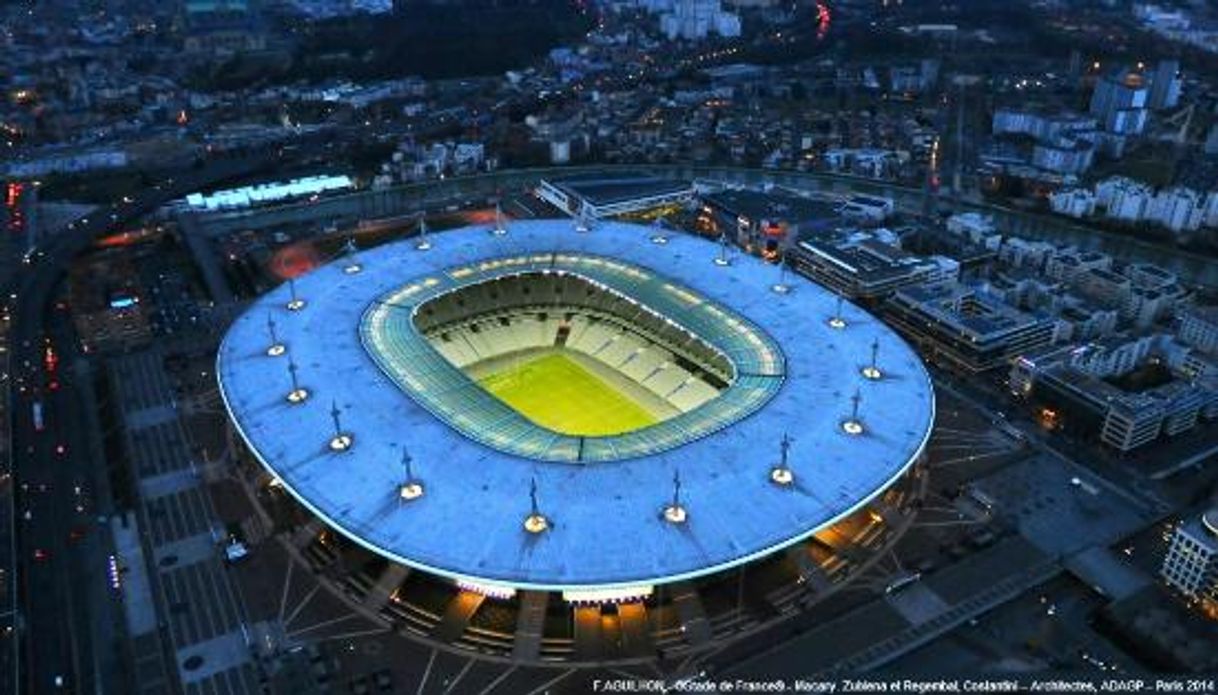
left=218, top=219, right=935, bottom=663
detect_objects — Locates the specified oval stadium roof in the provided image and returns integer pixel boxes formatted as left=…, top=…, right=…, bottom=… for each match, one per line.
left=217, top=220, right=935, bottom=590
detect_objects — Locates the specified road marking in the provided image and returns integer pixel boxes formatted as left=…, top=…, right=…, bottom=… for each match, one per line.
left=313, top=626, right=390, bottom=644
left=285, top=612, right=359, bottom=640
left=415, top=648, right=437, bottom=695
left=477, top=665, right=516, bottom=695
left=276, top=557, right=294, bottom=624
left=928, top=450, right=1011, bottom=469
left=442, top=658, right=476, bottom=695
left=523, top=668, right=574, bottom=695
left=283, top=584, right=319, bottom=627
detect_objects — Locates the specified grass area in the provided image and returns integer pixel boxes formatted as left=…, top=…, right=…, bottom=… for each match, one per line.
left=478, top=352, right=657, bottom=437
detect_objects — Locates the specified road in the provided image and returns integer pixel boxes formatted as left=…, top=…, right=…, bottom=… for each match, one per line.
left=186, top=163, right=1218, bottom=290
left=5, top=148, right=300, bottom=694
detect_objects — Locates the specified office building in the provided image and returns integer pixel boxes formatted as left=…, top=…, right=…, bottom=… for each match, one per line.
left=885, top=282, right=1055, bottom=372
left=1161, top=509, right=1218, bottom=603
left=1089, top=68, right=1150, bottom=135
left=790, top=234, right=959, bottom=302
left=1179, top=306, right=1218, bottom=355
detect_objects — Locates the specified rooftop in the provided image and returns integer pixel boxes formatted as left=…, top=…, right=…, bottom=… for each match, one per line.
left=218, top=220, right=935, bottom=590
left=892, top=282, right=1050, bottom=340
left=544, top=173, right=694, bottom=207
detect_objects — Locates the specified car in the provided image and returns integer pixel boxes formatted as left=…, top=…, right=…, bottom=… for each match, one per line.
left=223, top=538, right=249, bottom=564
left=33, top=548, right=50, bottom=562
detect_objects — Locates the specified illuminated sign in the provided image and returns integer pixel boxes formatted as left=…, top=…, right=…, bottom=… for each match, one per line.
left=562, top=586, right=654, bottom=604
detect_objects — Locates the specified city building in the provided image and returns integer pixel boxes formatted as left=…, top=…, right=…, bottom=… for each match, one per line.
left=1032, top=137, right=1095, bottom=176
left=535, top=174, right=696, bottom=219
left=837, top=194, right=895, bottom=223
left=1144, top=186, right=1205, bottom=234
left=1051, top=176, right=1217, bottom=234
left=992, top=109, right=1097, bottom=142
left=1074, top=267, right=1132, bottom=311
left=823, top=150, right=901, bottom=179
left=1049, top=188, right=1097, bottom=219
left=1096, top=176, right=1154, bottom=222
left=997, top=237, right=1056, bottom=271
left=1148, top=59, right=1183, bottom=111
left=1009, top=336, right=1218, bottom=451
left=946, top=212, right=1001, bottom=249
left=990, top=108, right=1100, bottom=176
left=180, top=0, right=267, bottom=57
left=1161, top=509, right=1218, bottom=604
left=885, top=282, right=1055, bottom=372
left=1124, top=262, right=1186, bottom=329
left=1179, top=306, right=1218, bottom=355
left=701, top=189, right=839, bottom=258
left=184, top=175, right=354, bottom=212
left=1089, top=68, right=1150, bottom=135
left=1055, top=302, right=1119, bottom=342
left=1045, top=247, right=1112, bottom=284
left=659, top=0, right=741, bottom=40
left=790, top=233, right=958, bottom=302
left=1, top=148, right=129, bottom=178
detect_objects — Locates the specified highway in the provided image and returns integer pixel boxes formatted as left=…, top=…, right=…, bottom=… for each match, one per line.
left=5, top=151, right=289, bottom=694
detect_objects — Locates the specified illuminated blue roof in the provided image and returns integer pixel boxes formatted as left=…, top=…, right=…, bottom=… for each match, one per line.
left=217, top=220, right=935, bottom=590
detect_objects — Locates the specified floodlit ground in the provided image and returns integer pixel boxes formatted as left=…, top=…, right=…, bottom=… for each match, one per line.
left=479, top=351, right=658, bottom=436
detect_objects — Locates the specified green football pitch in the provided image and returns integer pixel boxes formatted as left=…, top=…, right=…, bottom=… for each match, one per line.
left=478, top=352, right=658, bottom=436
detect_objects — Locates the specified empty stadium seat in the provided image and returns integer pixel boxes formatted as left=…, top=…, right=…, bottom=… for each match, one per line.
left=423, top=303, right=726, bottom=417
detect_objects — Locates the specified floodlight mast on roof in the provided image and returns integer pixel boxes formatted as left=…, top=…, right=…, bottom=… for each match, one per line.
left=342, top=236, right=362, bottom=274
left=713, top=232, right=731, bottom=267
left=650, top=217, right=669, bottom=245
left=770, top=433, right=795, bottom=486
left=285, top=356, right=308, bottom=403
left=415, top=216, right=431, bottom=251
left=286, top=277, right=306, bottom=311
left=842, top=388, right=865, bottom=435
left=328, top=399, right=353, bottom=451
left=399, top=448, right=423, bottom=501
left=523, top=477, right=549, bottom=533
left=266, top=314, right=286, bottom=357
left=828, top=295, right=846, bottom=329
left=491, top=203, right=507, bottom=236
left=771, top=256, right=791, bottom=294
left=862, top=338, right=883, bottom=380
left=664, top=470, right=688, bottom=524
left=574, top=208, right=592, bottom=233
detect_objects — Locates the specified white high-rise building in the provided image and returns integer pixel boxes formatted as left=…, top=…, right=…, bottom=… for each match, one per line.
left=1145, top=186, right=1204, bottom=234
left=1202, top=191, right=1218, bottom=228
left=1179, top=306, right=1218, bottom=355
left=1161, top=509, right=1218, bottom=603
left=1148, top=59, right=1182, bottom=110
left=660, top=0, right=740, bottom=40
left=1089, top=68, right=1150, bottom=135
left=1049, top=188, right=1096, bottom=219
left=1096, top=176, right=1152, bottom=222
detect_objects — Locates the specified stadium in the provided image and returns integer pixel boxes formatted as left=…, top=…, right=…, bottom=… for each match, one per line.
left=217, top=218, right=935, bottom=664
